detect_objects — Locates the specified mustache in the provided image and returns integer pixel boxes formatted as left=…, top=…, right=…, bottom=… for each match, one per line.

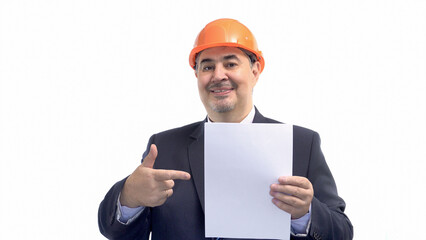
left=206, top=81, right=237, bottom=90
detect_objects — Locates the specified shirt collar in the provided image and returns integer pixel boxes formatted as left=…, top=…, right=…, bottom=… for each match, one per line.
left=207, top=106, right=255, bottom=123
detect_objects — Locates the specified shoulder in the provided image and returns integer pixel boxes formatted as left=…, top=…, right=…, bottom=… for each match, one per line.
left=255, top=109, right=318, bottom=137
left=262, top=114, right=318, bottom=138
left=260, top=115, right=282, bottom=124
left=293, top=124, right=319, bottom=139
left=153, top=120, right=204, bottom=140
left=264, top=115, right=320, bottom=146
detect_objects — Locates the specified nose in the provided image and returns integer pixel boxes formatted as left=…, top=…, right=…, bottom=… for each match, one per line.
left=212, top=64, right=228, bottom=82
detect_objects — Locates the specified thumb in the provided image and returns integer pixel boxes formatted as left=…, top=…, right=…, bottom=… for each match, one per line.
left=141, top=144, right=158, bottom=168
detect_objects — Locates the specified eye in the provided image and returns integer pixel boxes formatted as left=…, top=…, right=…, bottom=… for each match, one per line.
left=225, top=62, right=237, bottom=68
left=202, top=65, right=214, bottom=71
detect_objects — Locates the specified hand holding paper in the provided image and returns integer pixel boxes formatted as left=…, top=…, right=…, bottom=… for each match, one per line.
left=270, top=176, right=314, bottom=219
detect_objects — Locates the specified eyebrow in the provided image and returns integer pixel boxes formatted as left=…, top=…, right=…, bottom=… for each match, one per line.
left=199, top=54, right=242, bottom=65
left=223, top=54, right=241, bottom=63
left=199, top=58, right=213, bottom=65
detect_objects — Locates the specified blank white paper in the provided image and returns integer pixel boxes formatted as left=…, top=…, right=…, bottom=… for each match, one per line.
left=204, top=123, right=293, bottom=239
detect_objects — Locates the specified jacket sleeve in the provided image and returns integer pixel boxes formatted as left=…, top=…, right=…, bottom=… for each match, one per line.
left=97, top=136, right=155, bottom=240
left=97, top=177, right=151, bottom=240
left=292, top=132, right=353, bottom=240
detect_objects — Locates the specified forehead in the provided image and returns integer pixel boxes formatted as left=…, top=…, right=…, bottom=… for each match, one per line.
left=197, top=46, right=247, bottom=62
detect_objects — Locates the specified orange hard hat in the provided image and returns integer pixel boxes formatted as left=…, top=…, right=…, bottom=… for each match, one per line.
left=189, top=18, right=265, bottom=73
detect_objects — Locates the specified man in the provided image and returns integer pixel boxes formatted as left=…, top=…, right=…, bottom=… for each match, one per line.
left=98, top=18, right=353, bottom=240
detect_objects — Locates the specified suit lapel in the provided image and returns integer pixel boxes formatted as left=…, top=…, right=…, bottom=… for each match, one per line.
left=253, top=107, right=269, bottom=123
left=187, top=121, right=205, bottom=212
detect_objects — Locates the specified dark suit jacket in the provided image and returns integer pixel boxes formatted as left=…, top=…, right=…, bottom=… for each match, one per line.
left=98, top=109, right=353, bottom=240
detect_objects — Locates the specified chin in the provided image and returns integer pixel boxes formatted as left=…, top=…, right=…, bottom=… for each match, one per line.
left=209, top=102, right=235, bottom=113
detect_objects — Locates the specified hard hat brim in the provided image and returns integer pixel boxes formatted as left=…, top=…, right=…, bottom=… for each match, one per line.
left=189, top=42, right=265, bottom=73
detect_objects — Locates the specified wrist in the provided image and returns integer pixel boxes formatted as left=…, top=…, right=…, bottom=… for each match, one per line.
left=120, top=181, right=140, bottom=208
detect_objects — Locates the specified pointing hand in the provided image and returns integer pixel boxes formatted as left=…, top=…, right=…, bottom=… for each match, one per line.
left=120, top=144, right=191, bottom=208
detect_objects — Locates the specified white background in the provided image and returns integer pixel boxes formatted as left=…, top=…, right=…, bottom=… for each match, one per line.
left=1, top=0, right=425, bottom=239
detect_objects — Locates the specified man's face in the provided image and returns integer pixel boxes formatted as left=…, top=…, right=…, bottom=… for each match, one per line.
left=195, top=47, right=260, bottom=119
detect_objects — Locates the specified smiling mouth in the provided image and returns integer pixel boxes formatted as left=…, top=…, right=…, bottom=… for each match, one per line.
left=210, top=88, right=234, bottom=96
left=211, top=89, right=233, bottom=93
left=207, top=81, right=237, bottom=96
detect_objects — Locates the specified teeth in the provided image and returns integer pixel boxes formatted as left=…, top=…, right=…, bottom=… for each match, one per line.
left=213, top=90, right=230, bottom=93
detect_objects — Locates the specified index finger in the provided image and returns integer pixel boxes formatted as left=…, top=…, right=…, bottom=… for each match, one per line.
left=278, top=176, right=312, bottom=189
left=153, top=169, right=191, bottom=181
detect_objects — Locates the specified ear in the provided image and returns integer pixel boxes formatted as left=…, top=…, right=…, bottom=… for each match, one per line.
left=194, top=69, right=198, bottom=78
left=251, top=61, right=261, bottom=86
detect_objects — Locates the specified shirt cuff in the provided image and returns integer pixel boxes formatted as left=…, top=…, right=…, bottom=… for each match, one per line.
left=290, top=204, right=311, bottom=236
left=116, top=192, right=145, bottom=225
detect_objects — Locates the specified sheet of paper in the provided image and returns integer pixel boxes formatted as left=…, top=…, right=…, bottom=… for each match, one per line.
left=204, top=123, right=293, bottom=240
